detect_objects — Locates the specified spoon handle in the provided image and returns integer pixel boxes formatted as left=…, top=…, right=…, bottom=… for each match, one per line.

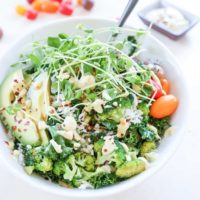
left=118, top=0, right=139, bottom=27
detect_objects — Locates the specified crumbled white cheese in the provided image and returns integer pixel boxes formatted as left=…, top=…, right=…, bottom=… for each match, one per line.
left=38, top=121, right=48, bottom=130
left=117, top=118, right=130, bottom=138
left=50, top=139, right=62, bottom=153
left=96, top=165, right=111, bottom=173
left=102, top=136, right=116, bottom=155
left=92, top=99, right=105, bottom=113
left=63, top=116, right=77, bottom=131
left=79, top=181, right=94, bottom=189
left=124, top=109, right=143, bottom=124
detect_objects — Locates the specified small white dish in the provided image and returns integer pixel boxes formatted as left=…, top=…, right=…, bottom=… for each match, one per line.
left=0, top=17, right=189, bottom=198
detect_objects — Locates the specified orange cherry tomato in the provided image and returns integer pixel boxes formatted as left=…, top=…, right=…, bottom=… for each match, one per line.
left=41, top=1, right=59, bottom=13
left=150, top=95, right=178, bottom=119
left=32, top=0, right=43, bottom=11
left=16, top=5, right=27, bottom=16
left=77, top=0, right=82, bottom=5
left=160, top=79, right=170, bottom=94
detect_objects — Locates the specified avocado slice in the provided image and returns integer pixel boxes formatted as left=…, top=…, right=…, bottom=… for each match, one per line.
left=0, top=69, right=41, bottom=146
left=28, top=71, right=50, bottom=145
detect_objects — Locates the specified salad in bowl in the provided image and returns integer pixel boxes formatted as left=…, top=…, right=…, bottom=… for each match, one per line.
left=0, top=24, right=178, bottom=190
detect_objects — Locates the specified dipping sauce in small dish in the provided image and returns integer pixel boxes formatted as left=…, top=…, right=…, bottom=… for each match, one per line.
left=146, top=7, right=189, bottom=33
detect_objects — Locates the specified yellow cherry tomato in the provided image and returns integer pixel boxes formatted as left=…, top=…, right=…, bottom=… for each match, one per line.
left=150, top=95, right=178, bottom=119
left=16, top=5, right=27, bottom=16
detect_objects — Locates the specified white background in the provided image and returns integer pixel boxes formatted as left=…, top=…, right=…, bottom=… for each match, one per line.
left=0, top=0, right=200, bottom=199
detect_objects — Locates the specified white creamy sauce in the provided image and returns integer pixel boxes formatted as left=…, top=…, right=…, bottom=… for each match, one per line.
left=146, top=7, right=189, bottom=32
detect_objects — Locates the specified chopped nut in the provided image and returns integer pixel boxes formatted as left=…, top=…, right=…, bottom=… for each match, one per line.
left=63, top=116, right=77, bottom=131
left=50, top=139, right=62, bottom=153
left=102, top=136, right=116, bottom=155
left=92, top=99, right=105, bottom=113
left=117, top=118, right=129, bottom=138
left=58, top=130, right=74, bottom=140
left=78, top=75, right=95, bottom=89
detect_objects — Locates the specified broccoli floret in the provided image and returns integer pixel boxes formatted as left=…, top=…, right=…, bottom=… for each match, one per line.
left=98, top=96, right=133, bottom=122
left=137, top=102, right=150, bottom=118
left=94, top=139, right=104, bottom=153
left=74, top=152, right=95, bottom=172
left=96, top=139, right=126, bottom=167
left=116, top=159, right=145, bottom=178
left=53, top=160, right=66, bottom=177
left=53, top=155, right=78, bottom=181
left=89, top=173, right=118, bottom=189
left=122, top=126, right=140, bottom=146
left=114, top=139, right=126, bottom=167
left=72, top=165, right=112, bottom=187
left=63, top=155, right=78, bottom=181
left=35, top=157, right=53, bottom=172
left=44, top=142, right=73, bottom=161
left=149, top=117, right=170, bottom=136
left=140, top=141, right=157, bottom=156
left=22, top=146, right=53, bottom=173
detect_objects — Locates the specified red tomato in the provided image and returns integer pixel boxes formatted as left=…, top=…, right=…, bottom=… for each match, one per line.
left=41, top=1, right=59, bottom=13
left=147, top=79, right=163, bottom=99
left=27, top=0, right=35, bottom=4
left=59, top=3, right=74, bottom=15
left=26, top=10, right=38, bottom=20
left=50, top=0, right=63, bottom=3
left=150, top=95, right=178, bottom=119
left=160, top=79, right=170, bottom=94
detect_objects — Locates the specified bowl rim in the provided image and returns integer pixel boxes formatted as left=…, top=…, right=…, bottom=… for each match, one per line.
left=0, top=17, right=189, bottom=198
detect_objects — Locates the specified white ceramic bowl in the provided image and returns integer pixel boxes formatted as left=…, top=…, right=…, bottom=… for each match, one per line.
left=0, top=17, right=188, bottom=198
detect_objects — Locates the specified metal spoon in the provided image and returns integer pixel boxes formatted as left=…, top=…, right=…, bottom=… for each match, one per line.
left=110, top=0, right=139, bottom=41
left=118, top=0, right=139, bottom=27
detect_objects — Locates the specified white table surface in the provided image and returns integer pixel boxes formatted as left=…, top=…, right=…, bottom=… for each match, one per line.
left=0, top=0, right=200, bottom=199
